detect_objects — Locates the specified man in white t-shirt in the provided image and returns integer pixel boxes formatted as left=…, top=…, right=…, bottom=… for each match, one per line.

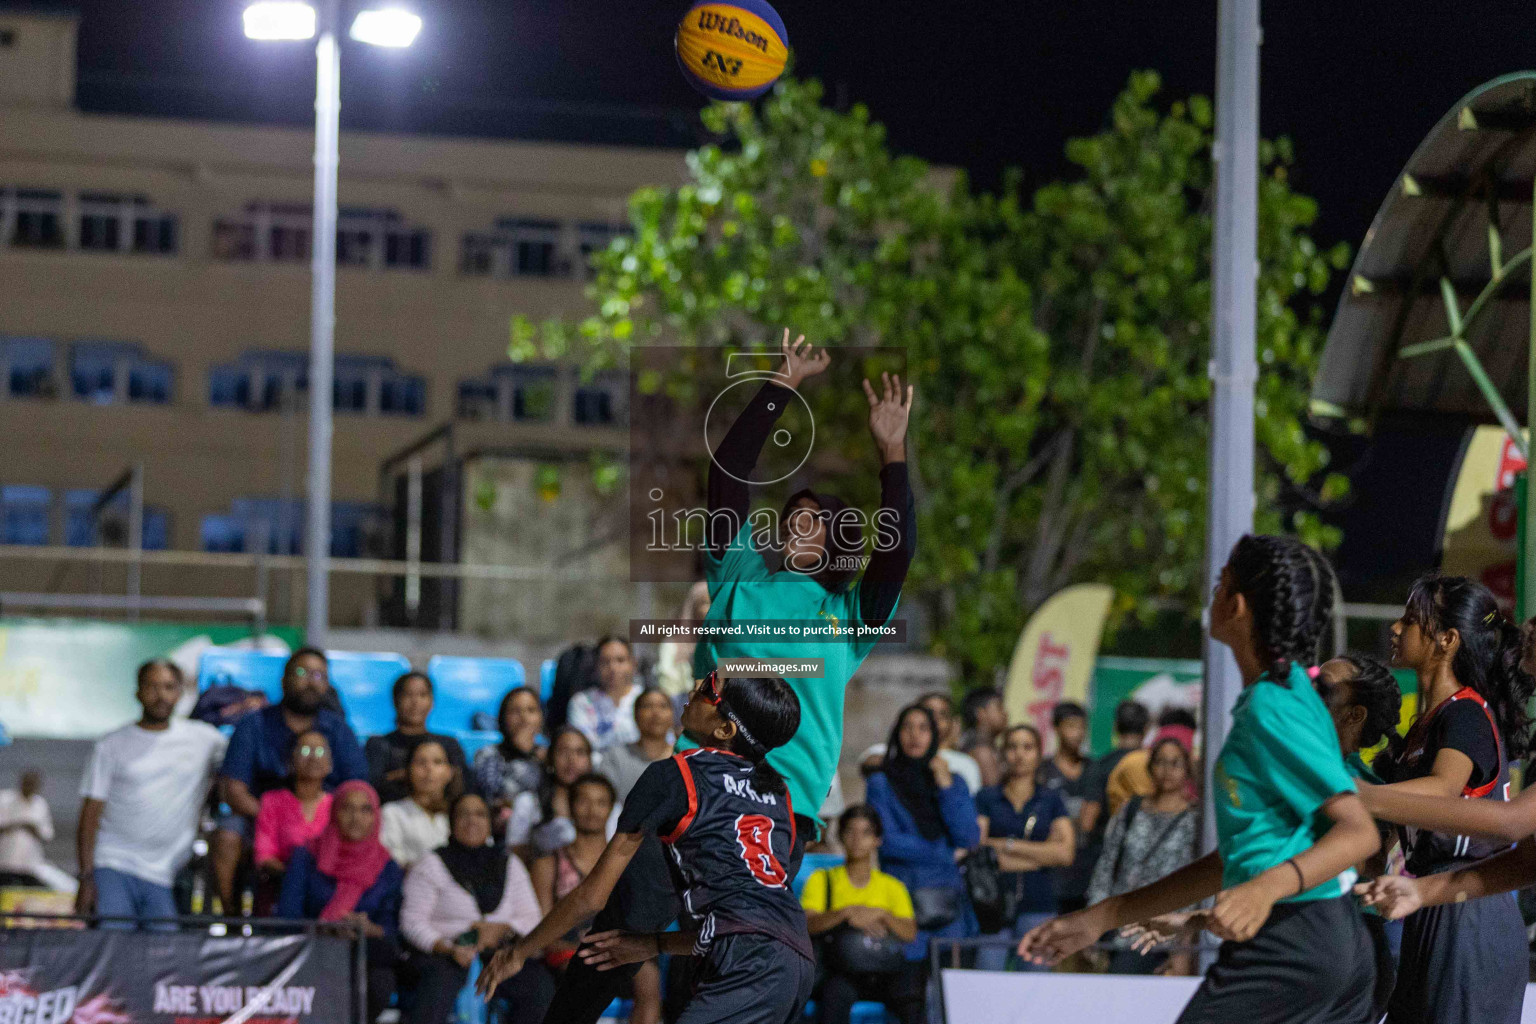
left=77, top=659, right=226, bottom=927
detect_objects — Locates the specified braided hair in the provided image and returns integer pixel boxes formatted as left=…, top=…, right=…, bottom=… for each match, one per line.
left=1403, top=575, right=1535, bottom=760
left=1227, top=535, right=1338, bottom=685
left=1328, top=655, right=1403, bottom=763
left=719, top=675, right=802, bottom=797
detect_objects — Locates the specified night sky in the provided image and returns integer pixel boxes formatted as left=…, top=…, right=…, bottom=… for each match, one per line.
left=58, top=0, right=1536, bottom=251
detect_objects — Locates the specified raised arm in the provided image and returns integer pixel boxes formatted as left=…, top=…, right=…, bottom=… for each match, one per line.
left=857, top=374, right=915, bottom=629
left=706, top=331, right=828, bottom=558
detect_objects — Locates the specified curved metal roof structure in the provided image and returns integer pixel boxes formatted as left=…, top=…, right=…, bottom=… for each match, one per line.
left=1314, top=72, right=1536, bottom=424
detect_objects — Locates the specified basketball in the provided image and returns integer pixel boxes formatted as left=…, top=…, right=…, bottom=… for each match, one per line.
left=675, top=0, right=789, bottom=101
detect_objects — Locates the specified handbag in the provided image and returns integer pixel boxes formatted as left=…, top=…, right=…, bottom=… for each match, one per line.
left=963, top=845, right=1018, bottom=935
left=816, top=869, right=909, bottom=975
left=910, top=885, right=962, bottom=931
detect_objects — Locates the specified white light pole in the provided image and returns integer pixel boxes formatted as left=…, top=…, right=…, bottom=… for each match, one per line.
left=242, top=1, right=421, bottom=645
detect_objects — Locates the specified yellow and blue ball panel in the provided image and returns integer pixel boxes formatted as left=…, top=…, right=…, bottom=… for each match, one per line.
left=675, top=0, right=789, bottom=101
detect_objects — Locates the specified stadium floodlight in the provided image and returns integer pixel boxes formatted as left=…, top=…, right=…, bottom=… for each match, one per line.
left=349, top=8, right=422, bottom=48
left=242, top=1, right=318, bottom=41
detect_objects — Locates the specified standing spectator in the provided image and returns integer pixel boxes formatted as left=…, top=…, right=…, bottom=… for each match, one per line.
left=380, top=739, right=456, bottom=869
left=801, top=805, right=921, bottom=1024
left=277, top=781, right=404, bottom=1023
left=0, top=771, right=53, bottom=887
left=1085, top=737, right=1198, bottom=974
left=861, top=693, right=982, bottom=794
left=1086, top=700, right=1151, bottom=821
left=959, top=688, right=1008, bottom=789
left=864, top=705, right=980, bottom=989
left=565, top=637, right=642, bottom=753
left=1039, top=701, right=1094, bottom=911
left=528, top=728, right=600, bottom=857
left=471, top=687, right=546, bottom=845
left=1104, top=708, right=1199, bottom=817
left=400, top=794, right=551, bottom=1024
left=364, top=672, right=471, bottom=805
left=974, top=725, right=1076, bottom=970
left=655, top=582, right=710, bottom=707
left=596, top=689, right=674, bottom=805
left=254, top=731, right=335, bottom=874
left=214, top=648, right=368, bottom=910
left=77, top=659, right=226, bottom=926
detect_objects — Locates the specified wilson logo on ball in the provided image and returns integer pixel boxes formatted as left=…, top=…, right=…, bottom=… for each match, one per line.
left=675, top=0, right=788, bottom=101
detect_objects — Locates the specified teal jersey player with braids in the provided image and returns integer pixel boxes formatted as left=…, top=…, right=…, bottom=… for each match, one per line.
left=1021, top=536, right=1381, bottom=1024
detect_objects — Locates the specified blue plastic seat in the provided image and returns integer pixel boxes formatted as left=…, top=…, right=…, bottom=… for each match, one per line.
left=539, top=658, right=557, bottom=704
left=427, top=656, right=526, bottom=734
left=197, top=649, right=288, bottom=702
left=598, top=998, right=632, bottom=1022
left=328, top=651, right=411, bottom=738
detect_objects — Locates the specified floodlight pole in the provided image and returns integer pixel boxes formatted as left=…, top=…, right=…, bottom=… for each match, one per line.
left=1200, top=0, right=1260, bottom=854
left=305, top=0, right=341, bottom=645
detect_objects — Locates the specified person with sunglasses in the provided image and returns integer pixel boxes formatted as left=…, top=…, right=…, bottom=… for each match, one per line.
left=214, top=648, right=368, bottom=912
left=478, top=672, right=813, bottom=1024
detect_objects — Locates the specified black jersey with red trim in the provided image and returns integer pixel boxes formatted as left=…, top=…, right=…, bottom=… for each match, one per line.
left=616, top=749, right=813, bottom=962
left=1395, top=686, right=1512, bottom=874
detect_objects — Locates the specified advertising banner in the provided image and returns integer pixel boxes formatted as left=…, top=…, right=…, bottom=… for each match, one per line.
left=0, top=927, right=355, bottom=1024
left=0, top=619, right=299, bottom=739
left=1002, top=585, right=1114, bottom=747
left=1087, top=657, right=1202, bottom=754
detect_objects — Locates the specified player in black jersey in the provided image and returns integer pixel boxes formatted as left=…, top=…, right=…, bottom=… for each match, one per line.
left=478, top=671, right=815, bottom=1024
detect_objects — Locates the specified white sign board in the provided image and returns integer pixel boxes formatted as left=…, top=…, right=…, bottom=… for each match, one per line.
left=940, top=971, right=1536, bottom=1023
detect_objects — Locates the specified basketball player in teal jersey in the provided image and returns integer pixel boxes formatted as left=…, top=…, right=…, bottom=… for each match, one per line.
left=522, top=331, right=915, bottom=1024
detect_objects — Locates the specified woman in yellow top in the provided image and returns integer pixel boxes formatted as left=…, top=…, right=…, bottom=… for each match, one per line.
left=800, top=806, right=920, bottom=1024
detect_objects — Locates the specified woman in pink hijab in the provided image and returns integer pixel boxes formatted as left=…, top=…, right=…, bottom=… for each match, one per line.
left=278, top=780, right=404, bottom=1020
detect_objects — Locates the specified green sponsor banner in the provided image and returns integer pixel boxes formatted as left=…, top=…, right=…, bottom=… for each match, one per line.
left=0, top=618, right=302, bottom=739
left=1088, top=655, right=1417, bottom=756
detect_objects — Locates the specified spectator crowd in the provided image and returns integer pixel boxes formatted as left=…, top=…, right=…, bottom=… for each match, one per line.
left=43, top=633, right=1205, bottom=1024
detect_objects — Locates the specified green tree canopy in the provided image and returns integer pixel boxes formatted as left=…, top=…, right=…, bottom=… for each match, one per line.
left=514, top=72, right=1349, bottom=678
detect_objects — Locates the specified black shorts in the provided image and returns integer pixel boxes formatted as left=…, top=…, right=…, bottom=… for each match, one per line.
left=676, top=932, right=815, bottom=1024
left=1177, top=896, right=1375, bottom=1024
left=1387, top=889, right=1525, bottom=1024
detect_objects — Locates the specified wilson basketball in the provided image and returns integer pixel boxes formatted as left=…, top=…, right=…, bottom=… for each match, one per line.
left=675, top=0, right=789, bottom=101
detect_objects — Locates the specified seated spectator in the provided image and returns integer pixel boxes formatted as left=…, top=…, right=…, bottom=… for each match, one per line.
left=864, top=704, right=979, bottom=996
left=1087, top=737, right=1198, bottom=974
left=1104, top=707, right=1199, bottom=816
left=472, top=687, right=546, bottom=845
left=277, top=781, right=404, bottom=1022
left=974, top=725, right=1075, bottom=971
left=596, top=688, right=674, bottom=805
left=527, top=728, right=601, bottom=857
left=380, top=740, right=456, bottom=869
left=801, top=805, right=921, bottom=1024
left=959, top=688, right=1008, bottom=789
left=364, top=672, right=471, bottom=805
left=860, top=692, right=982, bottom=794
left=215, top=648, right=367, bottom=910
left=565, top=636, right=642, bottom=753
left=0, top=771, right=53, bottom=888
left=400, top=794, right=551, bottom=1024
left=529, top=772, right=659, bottom=1019
left=254, top=731, right=335, bottom=875
left=77, top=659, right=226, bottom=927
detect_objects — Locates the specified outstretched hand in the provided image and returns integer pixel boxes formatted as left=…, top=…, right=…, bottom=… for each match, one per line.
left=1121, top=910, right=1209, bottom=954
left=476, top=943, right=525, bottom=998
left=863, top=372, right=913, bottom=462
left=779, top=329, right=830, bottom=390
left=1017, top=907, right=1106, bottom=966
left=1353, top=875, right=1422, bottom=921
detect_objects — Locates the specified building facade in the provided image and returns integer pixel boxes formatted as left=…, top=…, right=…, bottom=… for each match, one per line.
left=0, top=8, right=686, bottom=631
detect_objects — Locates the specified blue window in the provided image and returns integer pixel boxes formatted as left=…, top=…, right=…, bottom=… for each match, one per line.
left=69, top=342, right=173, bottom=405
left=202, top=498, right=377, bottom=557
left=1, top=486, right=50, bottom=546
left=457, top=365, right=556, bottom=422
left=65, top=489, right=169, bottom=549
left=209, top=352, right=307, bottom=412
left=1, top=336, right=55, bottom=398
left=574, top=370, right=626, bottom=426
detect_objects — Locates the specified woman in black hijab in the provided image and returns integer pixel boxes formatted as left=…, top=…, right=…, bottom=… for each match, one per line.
left=864, top=704, right=981, bottom=989
left=399, top=794, right=552, bottom=1024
